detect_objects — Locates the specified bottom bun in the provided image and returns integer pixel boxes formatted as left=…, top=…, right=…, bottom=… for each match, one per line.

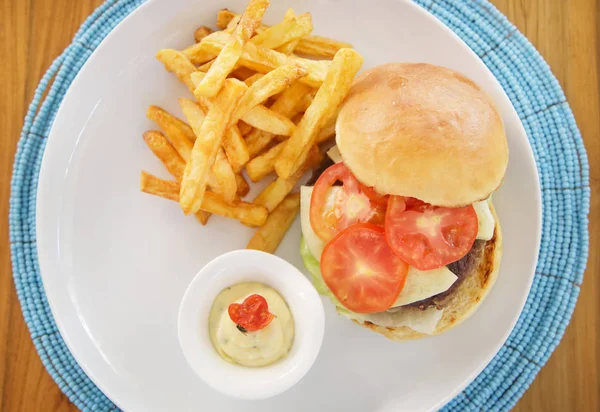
left=351, top=204, right=503, bottom=341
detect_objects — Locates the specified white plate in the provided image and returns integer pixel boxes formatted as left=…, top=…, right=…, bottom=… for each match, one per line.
left=36, top=0, right=541, bottom=411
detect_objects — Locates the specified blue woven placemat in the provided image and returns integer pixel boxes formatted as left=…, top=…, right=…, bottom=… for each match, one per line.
left=9, top=0, right=590, bottom=410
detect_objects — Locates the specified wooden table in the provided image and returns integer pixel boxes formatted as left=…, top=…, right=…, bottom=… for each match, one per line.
left=0, top=1, right=598, bottom=411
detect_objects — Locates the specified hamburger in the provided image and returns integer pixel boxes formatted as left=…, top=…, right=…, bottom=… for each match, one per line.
left=299, top=63, right=507, bottom=340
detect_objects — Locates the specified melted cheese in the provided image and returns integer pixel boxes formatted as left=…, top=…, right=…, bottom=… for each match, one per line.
left=327, top=145, right=343, bottom=163
left=473, top=199, right=495, bottom=240
left=392, top=266, right=457, bottom=307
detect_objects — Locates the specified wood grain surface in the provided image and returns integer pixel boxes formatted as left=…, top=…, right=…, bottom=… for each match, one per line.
left=0, top=0, right=598, bottom=411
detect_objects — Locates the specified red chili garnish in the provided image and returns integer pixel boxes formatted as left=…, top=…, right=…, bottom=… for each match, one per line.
left=228, top=294, right=274, bottom=332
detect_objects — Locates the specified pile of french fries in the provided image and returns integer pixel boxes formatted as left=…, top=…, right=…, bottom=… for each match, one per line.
left=140, top=0, right=363, bottom=254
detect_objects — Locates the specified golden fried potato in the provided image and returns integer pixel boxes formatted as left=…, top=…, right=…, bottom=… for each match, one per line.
left=140, top=172, right=267, bottom=226
left=194, top=0, right=269, bottom=97
left=179, top=79, right=247, bottom=214
left=247, top=193, right=301, bottom=253
left=187, top=31, right=329, bottom=88
left=146, top=106, right=194, bottom=161
left=246, top=81, right=312, bottom=157
left=217, top=9, right=352, bottom=57
left=235, top=172, right=250, bottom=197
left=222, top=125, right=250, bottom=172
left=213, top=147, right=238, bottom=204
left=191, top=71, right=296, bottom=136
left=194, top=26, right=214, bottom=43
left=245, top=143, right=285, bottom=182
left=275, top=48, right=362, bottom=179
left=250, top=10, right=312, bottom=50
left=231, top=64, right=307, bottom=125
left=253, top=146, right=321, bottom=212
left=155, top=49, right=198, bottom=92
left=142, top=130, right=186, bottom=180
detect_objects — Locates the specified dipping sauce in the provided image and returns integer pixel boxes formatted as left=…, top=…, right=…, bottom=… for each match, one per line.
left=209, top=282, right=294, bottom=367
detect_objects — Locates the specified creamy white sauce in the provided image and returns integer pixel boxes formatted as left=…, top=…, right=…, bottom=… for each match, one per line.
left=208, top=282, right=294, bottom=367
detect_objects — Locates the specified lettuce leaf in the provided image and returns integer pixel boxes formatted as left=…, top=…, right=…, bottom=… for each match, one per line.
left=300, top=237, right=350, bottom=315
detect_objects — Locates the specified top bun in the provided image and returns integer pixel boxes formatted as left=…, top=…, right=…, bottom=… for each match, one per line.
left=335, top=63, right=508, bottom=207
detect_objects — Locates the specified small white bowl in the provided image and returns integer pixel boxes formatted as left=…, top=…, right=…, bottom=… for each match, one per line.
left=177, top=249, right=325, bottom=400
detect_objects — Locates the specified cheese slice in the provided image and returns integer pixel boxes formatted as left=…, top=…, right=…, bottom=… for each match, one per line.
left=327, top=145, right=343, bottom=163
left=392, top=266, right=457, bottom=307
left=345, top=306, right=444, bottom=335
left=473, top=199, right=495, bottom=240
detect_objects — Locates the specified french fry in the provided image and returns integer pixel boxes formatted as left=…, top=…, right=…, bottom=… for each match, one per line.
left=296, top=90, right=315, bottom=112
left=239, top=105, right=296, bottom=135
left=253, top=146, right=321, bottom=212
left=225, top=15, right=241, bottom=33
left=243, top=73, right=264, bottom=86
left=246, top=121, right=334, bottom=182
left=230, top=66, right=257, bottom=81
left=275, top=48, right=363, bottom=179
left=316, top=117, right=336, bottom=142
left=222, top=124, right=250, bottom=171
left=217, top=9, right=237, bottom=29
left=275, top=12, right=303, bottom=56
left=245, top=142, right=285, bottom=182
left=202, top=193, right=268, bottom=227
left=186, top=31, right=329, bottom=87
left=156, top=49, right=198, bottom=91
left=245, top=128, right=273, bottom=159
left=142, top=116, right=235, bottom=220
left=194, top=0, right=270, bottom=97
left=235, top=172, right=250, bottom=197
left=147, top=106, right=194, bottom=161
left=250, top=11, right=313, bottom=50
left=195, top=210, right=212, bottom=225
left=276, top=40, right=299, bottom=55
left=198, top=59, right=215, bottom=72
left=237, top=121, right=253, bottom=136
left=247, top=193, right=301, bottom=253
left=143, top=131, right=186, bottom=180
left=216, top=9, right=352, bottom=58
left=191, top=71, right=296, bottom=136
left=246, top=81, right=312, bottom=156
left=294, top=36, right=353, bottom=58
left=140, top=172, right=267, bottom=226
left=179, top=79, right=247, bottom=214
left=290, top=112, right=303, bottom=125
left=194, top=26, right=214, bottom=43
left=213, top=147, right=238, bottom=203
left=140, top=171, right=180, bottom=201
left=231, top=65, right=307, bottom=125
left=185, top=87, right=250, bottom=171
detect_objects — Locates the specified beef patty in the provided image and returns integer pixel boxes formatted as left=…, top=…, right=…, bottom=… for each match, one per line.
left=405, top=240, right=487, bottom=311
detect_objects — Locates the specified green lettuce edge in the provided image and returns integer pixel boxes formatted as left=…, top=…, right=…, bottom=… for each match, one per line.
left=300, top=237, right=351, bottom=316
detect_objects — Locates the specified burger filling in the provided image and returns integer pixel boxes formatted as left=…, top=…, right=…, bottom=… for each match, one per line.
left=300, top=154, right=496, bottom=335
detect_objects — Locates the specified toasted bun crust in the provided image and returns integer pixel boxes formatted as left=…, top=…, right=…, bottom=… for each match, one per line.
left=351, top=203, right=503, bottom=340
left=336, top=63, right=508, bottom=207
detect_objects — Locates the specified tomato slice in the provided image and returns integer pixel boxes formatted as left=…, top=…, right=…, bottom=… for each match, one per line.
left=357, top=183, right=390, bottom=207
left=321, top=223, right=409, bottom=314
left=228, top=294, right=274, bottom=332
left=385, top=196, right=478, bottom=270
left=310, top=163, right=383, bottom=241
